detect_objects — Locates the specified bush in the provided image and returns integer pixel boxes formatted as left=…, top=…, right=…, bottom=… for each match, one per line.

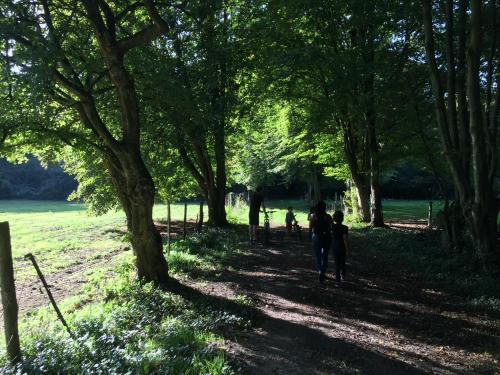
left=354, top=228, right=500, bottom=316
left=167, top=228, right=241, bottom=276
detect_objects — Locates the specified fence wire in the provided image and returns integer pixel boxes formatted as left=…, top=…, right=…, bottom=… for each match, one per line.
left=0, top=257, right=63, bottom=347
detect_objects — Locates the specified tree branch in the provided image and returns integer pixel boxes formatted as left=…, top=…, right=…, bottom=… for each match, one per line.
left=118, top=24, right=163, bottom=52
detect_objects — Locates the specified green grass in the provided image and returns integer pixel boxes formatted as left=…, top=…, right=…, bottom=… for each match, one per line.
left=0, top=198, right=483, bottom=282
left=167, top=228, right=243, bottom=277
left=0, top=200, right=207, bottom=280
left=382, top=199, right=444, bottom=221
left=0, top=263, right=248, bottom=374
left=0, top=198, right=497, bottom=371
left=226, top=198, right=444, bottom=226
left=0, top=220, right=251, bottom=374
left=0, top=199, right=446, bottom=279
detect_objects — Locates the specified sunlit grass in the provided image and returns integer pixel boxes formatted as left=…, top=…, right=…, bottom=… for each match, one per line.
left=0, top=200, right=206, bottom=280
left=0, top=265, right=244, bottom=374
left=226, top=198, right=445, bottom=227
left=0, top=198, right=453, bottom=281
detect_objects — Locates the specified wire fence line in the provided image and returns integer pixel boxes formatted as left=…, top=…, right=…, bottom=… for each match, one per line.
left=0, top=255, right=90, bottom=346
left=0, top=276, right=47, bottom=332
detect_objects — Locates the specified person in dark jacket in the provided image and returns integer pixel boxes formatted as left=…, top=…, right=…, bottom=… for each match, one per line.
left=332, top=210, right=350, bottom=283
left=311, top=201, right=332, bottom=283
left=249, top=186, right=266, bottom=242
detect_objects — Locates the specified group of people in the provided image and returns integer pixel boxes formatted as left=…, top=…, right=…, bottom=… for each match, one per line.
left=309, top=201, right=350, bottom=284
left=248, top=187, right=350, bottom=285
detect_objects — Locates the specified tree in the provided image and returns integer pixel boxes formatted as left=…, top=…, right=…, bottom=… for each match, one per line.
left=140, top=0, right=248, bottom=226
left=422, top=0, right=499, bottom=267
left=1, top=0, right=170, bottom=284
left=246, top=0, right=423, bottom=225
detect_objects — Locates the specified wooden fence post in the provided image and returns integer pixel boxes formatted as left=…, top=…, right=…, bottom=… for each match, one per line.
left=0, top=221, right=22, bottom=364
left=197, top=200, right=204, bottom=232
left=183, top=203, right=187, bottom=240
left=167, top=201, right=171, bottom=256
left=428, top=201, right=433, bottom=228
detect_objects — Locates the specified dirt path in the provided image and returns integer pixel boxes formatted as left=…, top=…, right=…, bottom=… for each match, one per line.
left=192, top=230, right=499, bottom=374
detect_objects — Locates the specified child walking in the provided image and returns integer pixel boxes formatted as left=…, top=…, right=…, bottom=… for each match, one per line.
left=332, top=211, right=350, bottom=283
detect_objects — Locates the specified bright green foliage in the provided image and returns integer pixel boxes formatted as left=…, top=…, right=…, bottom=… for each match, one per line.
left=231, top=102, right=291, bottom=188
left=168, top=228, right=242, bottom=276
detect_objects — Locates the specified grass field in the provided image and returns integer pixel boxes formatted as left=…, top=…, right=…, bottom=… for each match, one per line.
left=226, top=198, right=444, bottom=227
left=0, top=198, right=444, bottom=281
left=0, top=200, right=206, bottom=280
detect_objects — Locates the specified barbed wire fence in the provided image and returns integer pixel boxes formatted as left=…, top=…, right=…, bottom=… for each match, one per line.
left=1, top=252, right=74, bottom=362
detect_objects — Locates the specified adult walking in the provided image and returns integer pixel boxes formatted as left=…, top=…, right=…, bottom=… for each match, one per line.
left=249, top=186, right=266, bottom=243
left=311, top=201, right=332, bottom=283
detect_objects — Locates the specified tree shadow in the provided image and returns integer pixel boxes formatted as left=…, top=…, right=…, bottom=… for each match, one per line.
left=165, top=278, right=434, bottom=375
left=192, top=234, right=499, bottom=373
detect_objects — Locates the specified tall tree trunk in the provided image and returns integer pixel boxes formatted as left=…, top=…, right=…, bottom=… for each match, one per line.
left=213, top=117, right=228, bottom=226
left=207, top=186, right=228, bottom=226
left=467, top=0, right=498, bottom=267
left=353, top=177, right=371, bottom=222
left=423, top=0, right=498, bottom=266
left=370, top=174, right=384, bottom=227
left=105, top=155, right=168, bottom=284
left=365, top=28, right=385, bottom=228
left=368, top=120, right=384, bottom=227
left=22, top=0, right=170, bottom=285
left=341, top=121, right=371, bottom=222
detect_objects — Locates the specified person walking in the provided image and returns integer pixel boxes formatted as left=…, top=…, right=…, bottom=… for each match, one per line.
left=332, top=210, right=350, bottom=283
left=311, top=201, right=332, bottom=283
left=285, top=206, right=297, bottom=234
left=249, top=186, right=265, bottom=242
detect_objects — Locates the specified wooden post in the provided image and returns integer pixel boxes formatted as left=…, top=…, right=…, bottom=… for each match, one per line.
left=428, top=201, right=433, bottom=228
left=197, top=200, right=204, bottom=232
left=0, top=222, right=22, bottom=364
left=25, top=253, right=74, bottom=339
left=167, top=200, right=171, bottom=256
left=183, top=202, right=187, bottom=240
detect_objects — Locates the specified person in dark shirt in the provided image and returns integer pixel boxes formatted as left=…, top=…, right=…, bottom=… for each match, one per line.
left=311, top=201, right=333, bottom=283
left=285, top=206, right=297, bottom=233
left=332, top=210, right=350, bottom=283
left=249, top=186, right=265, bottom=242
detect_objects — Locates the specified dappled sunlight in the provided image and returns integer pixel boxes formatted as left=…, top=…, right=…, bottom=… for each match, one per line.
left=179, top=229, right=499, bottom=374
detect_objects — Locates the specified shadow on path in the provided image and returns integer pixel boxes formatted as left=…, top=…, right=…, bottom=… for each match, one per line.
left=174, top=227, right=499, bottom=374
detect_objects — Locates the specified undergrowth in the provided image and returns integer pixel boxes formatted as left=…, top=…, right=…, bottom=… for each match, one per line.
left=0, top=228, right=252, bottom=374
left=354, top=227, right=500, bottom=316
left=167, top=228, right=242, bottom=276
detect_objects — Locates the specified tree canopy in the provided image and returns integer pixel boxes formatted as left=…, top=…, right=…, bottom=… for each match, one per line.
left=0, top=0, right=498, bottom=282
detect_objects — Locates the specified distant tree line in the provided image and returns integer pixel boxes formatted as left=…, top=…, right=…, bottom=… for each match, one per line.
left=0, top=157, right=76, bottom=200
left=0, top=156, right=448, bottom=202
